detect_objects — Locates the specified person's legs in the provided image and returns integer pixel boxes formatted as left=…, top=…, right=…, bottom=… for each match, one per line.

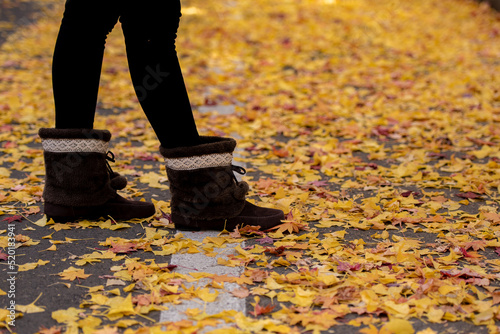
left=53, top=0, right=120, bottom=129
left=120, top=0, right=200, bottom=148
left=120, top=1, right=284, bottom=230
left=43, top=0, right=156, bottom=222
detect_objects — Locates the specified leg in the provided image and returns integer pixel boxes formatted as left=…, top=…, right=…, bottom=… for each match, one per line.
left=120, top=0, right=200, bottom=148
left=43, top=0, right=156, bottom=222
left=53, top=0, right=120, bottom=129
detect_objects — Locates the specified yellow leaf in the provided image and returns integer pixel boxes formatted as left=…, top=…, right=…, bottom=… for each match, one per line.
left=33, top=216, right=47, bottom=227
left=59, top=267, right=91, bottom=281
left=265, top=277, right=284, bottom=290
left=52, top=307, right=80, bottom=323
left=360, top=324, right=380, bottom=334
left=0, top=167, right=10, bottom=177
left=16, top=293, right=45, bottom=314
left=426, top=307, right=444, bottom=323
left=77, top=315, right=102, bottom=329
left=274, top=187, right=287, bottom=200
left=416, top=329, right=438, bottom=334
left=87, top=285, right=105, bottom=293
left=124, top=283, right=135, bottom=292
left=382, top=318, right=414, bottom=334
left=197, top=288, right=219, bottom=302
left=18, top=262, right=38, bottom=272
left=438, top=285, right=459, bottom=295
left=107, top=294, right=135, bottom=316
left=115, top=319, right=140, bottom=328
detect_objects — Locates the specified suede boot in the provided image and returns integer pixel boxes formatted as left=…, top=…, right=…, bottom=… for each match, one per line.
left=39, top=128, right=155, bottom=221
left=160, top=136, right=285, bottom=231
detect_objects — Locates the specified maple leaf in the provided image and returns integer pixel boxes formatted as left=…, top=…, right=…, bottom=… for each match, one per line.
left=256, top=237, right=275, bottom=245
left=272, top=147, right=289, bottom=158
left=132, top=294, right=152, bottom=306
left=255, top=178, right=275, bottom=190
left=37, top=326, right=62, bottom=334
left=0, top=250, right=7, bottom=261
left=250, top=299, right=276, bottom=317
left=440, top=268, right=483, bottom=279
left=265, top=246, right=286, bottom=256
left=337, top=260, right=362, bottom=272
left=231, top=287, right=250, bottom=298
left=234, top=225, right=265, bottom=236
left=466, top=137, right=495, bottom=146
left=2, top=215, right=23, bottom=223
left=308, top=180, right=329, bottom=187
left=266, top=211, right=308, bottom=234
left=456, top=192, right=482, bottom=199
left=400, top=190, right=421, bottom=198
left=158, top=264, right=178, bottom=271
left=463, top=240, right=486, bottom=251
left=59, top=267, right=91, bottom=282
left=248, top=269, right=269, bottom=283
left=267, top=220, right=307, bottom=234
left=23, top=206, right=41, bottom=216
left=109, top=242, right=137, bottom=254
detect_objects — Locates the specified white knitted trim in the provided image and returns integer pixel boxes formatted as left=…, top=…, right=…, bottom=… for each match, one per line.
left=166, top=153, right=233, bottom=170
left=42, top=138, right=109, bottom=153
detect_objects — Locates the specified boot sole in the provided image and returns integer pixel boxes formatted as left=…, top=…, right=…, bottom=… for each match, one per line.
left=172, top=211, right=285, bottom=231
left=45, top=202, right=156, bottom=222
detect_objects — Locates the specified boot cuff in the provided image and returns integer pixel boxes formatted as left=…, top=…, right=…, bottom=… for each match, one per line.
left=39, top=128, right=111, bottom=154
left=39, top=128, right=112, bottom=142
left=159, top=136, right=236, bottom=159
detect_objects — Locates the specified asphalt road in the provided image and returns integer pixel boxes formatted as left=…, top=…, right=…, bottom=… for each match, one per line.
left=0, top=1, right=499, bottom=333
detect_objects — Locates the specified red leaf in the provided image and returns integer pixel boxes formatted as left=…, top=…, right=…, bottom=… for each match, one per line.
left=456, top=192, right=482, bottom=199
left=272, top=147, right=289, bottom=158
left=308, top=180, right=329, bottom=187
left=0, top=250, right=7, bottom=261
left=158, top=264, right=177, bottom=271
left=256, top=237, right=275, bottom=245
left=265, top=246, right=285, bottom=256
left=467, top=137, right=496, bottom=146
left=109, top=242, right=137, bottom=254
left=235, top=225, right=264, bottom=236
left=250, top=301, right=276, bottom=317
left=459, top=247, right=472, bottom=258
left=2, top=215, right=23, bottom=223
left=337, top=260, right=361, bottom=272
left=401, top=191, right=420, bottom=198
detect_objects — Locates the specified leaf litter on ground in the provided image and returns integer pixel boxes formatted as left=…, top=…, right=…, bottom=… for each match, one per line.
left=0, top=0, right=500, bottom=333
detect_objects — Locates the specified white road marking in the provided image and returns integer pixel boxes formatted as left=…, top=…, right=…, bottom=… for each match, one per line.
left=160, top=105, right=247, bottom=328
left=159, top=231, right=246, bottom=327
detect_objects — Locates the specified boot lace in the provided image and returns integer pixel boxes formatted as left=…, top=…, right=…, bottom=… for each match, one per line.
left=105, top=151, right=117, bottom=176
left=231, top=165, right=246, bottom=182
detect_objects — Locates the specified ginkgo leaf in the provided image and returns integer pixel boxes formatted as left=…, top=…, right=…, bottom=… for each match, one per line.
left=16, top=293, right=45, bottom=314
left=52, top=307, right=80, bottom=324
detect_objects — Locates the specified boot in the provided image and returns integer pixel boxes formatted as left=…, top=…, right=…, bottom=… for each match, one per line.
left=160, top=136, right=285, bottom=231
left=39, top=128, right=156, bottom=221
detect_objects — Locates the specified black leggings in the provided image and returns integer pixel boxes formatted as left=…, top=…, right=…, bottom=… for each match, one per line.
left=53, top=0, right=200, bottom=148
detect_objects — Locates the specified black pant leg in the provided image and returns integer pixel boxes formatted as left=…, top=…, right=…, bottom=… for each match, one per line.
left=53, top=0, right=120, bottom=129
left=120, top=0, right=200, bottom=148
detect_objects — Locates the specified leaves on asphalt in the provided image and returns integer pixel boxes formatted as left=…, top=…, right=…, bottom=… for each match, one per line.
left=1, top=0, right=500, bottom=333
